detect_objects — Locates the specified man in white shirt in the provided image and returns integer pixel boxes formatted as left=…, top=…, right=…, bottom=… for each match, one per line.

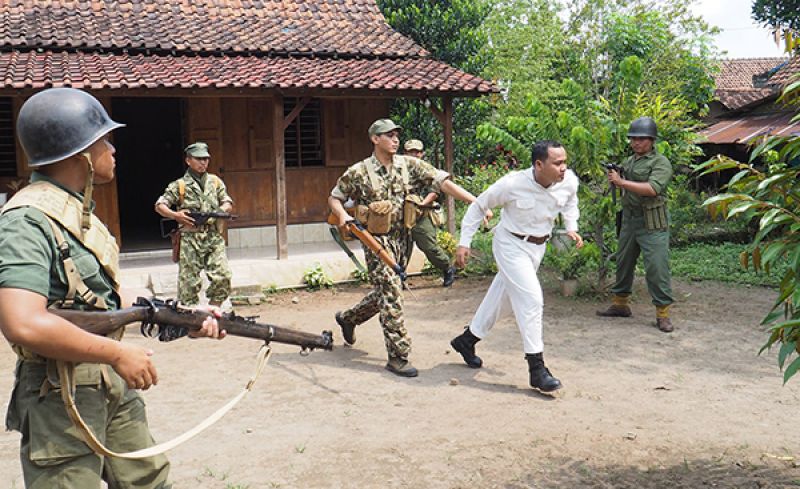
left=451, top=140, right=583, bottom=392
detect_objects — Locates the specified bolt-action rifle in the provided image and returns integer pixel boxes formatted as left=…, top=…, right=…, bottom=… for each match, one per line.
left=326, top=212, right=408, bottom=281
left=159, top=211, right=237, bottom=238
left=52, top=297, right=334, bottom=353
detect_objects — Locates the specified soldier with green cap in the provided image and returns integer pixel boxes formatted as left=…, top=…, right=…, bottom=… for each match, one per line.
left=155, top=142, right=234, bottom=308
left=0, top=87, right=225, bottom=488
left=403, top=138, right=456, bottom=287
left=329, top=118, right=486, bottom=377
left=597, top=116, right=675, bottom=332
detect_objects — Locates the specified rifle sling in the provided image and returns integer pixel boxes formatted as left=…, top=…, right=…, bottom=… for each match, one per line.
left=56, top=343, right=271, bottom=459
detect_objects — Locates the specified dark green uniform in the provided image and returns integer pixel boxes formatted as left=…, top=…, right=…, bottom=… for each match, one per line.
left=611, top=150, right=674, bottom=307
left=0, top=173, right=171, bottom=488
left=331, top=154, right=447, bottom=359
left=410, top=191, right=450, bottom=273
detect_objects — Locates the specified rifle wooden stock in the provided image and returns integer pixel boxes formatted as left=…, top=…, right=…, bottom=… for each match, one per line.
left=327, top=211, right=408, bottom=280
left=52, top=299, right=333, bottom=352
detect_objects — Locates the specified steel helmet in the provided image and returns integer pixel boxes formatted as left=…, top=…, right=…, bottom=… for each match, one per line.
left=627, top=117, right=658, bottom=139
left=16, top=87, right=125, bottom=168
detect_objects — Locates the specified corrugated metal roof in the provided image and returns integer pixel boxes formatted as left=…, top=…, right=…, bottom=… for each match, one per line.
left=698, top=112, right=800, bottom=144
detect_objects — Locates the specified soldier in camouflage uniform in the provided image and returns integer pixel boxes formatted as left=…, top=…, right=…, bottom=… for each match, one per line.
left=0, top=88, right=223, bottom=488
left=403, top=139, right=456, bottom=287
left=155, top=142, right=233, bottom=307
left=329, top=119, right=484, bottom=377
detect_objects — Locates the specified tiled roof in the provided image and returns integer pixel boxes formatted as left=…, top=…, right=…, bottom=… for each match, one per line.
left=0, top=0, right=426, bottom=58
left=699, top=111, right=800, bottom=144
left=714, top=57, right=788, bottom=110
left=767, top=56, right=800, bottom=85
left=715, top=58, right=787, bottom=90
left=0, top=50, right=497, bottom=95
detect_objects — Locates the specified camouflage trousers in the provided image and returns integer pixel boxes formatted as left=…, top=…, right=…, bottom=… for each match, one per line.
left=339, top=232, right=411, bottom=359
left=6, top=360, right=171, bottom=488
left=178, top=230, right=232, bottom=305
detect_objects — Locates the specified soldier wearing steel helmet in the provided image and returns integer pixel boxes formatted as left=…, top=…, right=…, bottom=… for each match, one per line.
left=597, top=116, right=675, bottom=333
left=0, top=87, right=224, bottom=488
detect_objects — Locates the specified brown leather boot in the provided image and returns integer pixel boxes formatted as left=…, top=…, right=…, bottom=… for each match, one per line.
left=656, top=317, right=673, bottom=333
left=335, top=311, right=356, bottom=345
left=385, top=356, right=419, bottom=377
left=596, top=304, right=632, bottom=317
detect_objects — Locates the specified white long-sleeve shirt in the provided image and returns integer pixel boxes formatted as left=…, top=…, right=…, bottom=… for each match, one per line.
left=459, top=168, right=580, bottom=248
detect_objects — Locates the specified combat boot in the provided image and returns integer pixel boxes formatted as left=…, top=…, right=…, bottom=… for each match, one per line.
left=526, top=353, right=562, bottom=392
left=385, top=356, right=419, bottom=377
left=450, top=327, right=483, bottom=368
left=655, top=305, right=673, bottom=332
left=442, top=267, right=456, bottom=287
left=335, top=311, right=356, bottom=345
left=596, top=295, right=632, bottom=317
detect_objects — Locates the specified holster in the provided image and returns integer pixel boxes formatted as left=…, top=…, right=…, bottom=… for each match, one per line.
left=643, top=197, right=668, bottom=231
left=403, top=195, right=423, bottom=230
left=367, top=200, right=393, bottom=235
left=169, top=229, right=181, bottom=263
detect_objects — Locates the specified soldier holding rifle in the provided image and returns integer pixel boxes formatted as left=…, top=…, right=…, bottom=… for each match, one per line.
left=597, top=117, right=675, bottom=333
left=328, top=119, right=485, bottom=377
left=155, top=142, right=234, bottom=308
left=0, top=88, right=224, bottom=488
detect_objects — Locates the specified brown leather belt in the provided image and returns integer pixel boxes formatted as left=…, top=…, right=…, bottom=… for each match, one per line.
left=509, top=232, right=550, bottom=244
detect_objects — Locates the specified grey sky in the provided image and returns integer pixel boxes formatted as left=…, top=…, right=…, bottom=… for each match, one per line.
left=692, top=0, right=786, bottom=58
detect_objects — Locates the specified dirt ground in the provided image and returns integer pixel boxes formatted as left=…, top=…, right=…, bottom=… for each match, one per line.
left=1, top=273, right=799, bottom=488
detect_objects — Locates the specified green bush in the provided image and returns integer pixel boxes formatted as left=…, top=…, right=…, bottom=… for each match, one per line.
left=543, top=241, right=600, bottom=280
left=302, top=263, right=334, bottom=290
left=670, top=242, right=786, bottom=287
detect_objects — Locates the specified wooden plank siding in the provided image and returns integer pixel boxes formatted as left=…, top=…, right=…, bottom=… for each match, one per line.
left=186, top=96, right=389, bottom=227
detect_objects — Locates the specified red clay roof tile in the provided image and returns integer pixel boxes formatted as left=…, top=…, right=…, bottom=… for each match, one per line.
left=0, top=50, right=496, bottom=94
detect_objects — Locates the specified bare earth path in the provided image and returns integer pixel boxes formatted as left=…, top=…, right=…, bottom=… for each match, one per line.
left=1, top=274, right=799, bottom=488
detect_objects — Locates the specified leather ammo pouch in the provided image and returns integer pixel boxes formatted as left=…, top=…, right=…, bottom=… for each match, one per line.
left=403, top=195, right=423, bottom=229
left=367, top=200, right=393, bottom=234
left=643, top=196, right=668, bottom=231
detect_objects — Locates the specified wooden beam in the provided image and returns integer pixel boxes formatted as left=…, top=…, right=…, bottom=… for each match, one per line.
left=442, top=96, right=456, bottom=234
left=426, top=98, right=446, bottom=125
left=273, top=94, right=288, bottom=259
left=282, top=96, right=311, bottom=131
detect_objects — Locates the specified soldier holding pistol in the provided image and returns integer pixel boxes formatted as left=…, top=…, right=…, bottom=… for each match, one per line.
left=597, top=117, right=675, bottom=332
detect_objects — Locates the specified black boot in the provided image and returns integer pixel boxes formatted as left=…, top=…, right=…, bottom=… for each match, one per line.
left=450, top=327, right=483, bottom=368
left=526, top=353, right=562, bottom=392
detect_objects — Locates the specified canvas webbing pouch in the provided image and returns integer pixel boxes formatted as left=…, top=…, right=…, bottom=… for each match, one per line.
left=403, top=195, right=424, bottom=229
left=367, top=200, right=393, bottom=234
left=643, top=196, right=668, bottom=231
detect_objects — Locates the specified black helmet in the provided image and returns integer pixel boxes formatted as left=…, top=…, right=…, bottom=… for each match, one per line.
left=17, top=87, right=124, bottom=168
left=627, top=116, right=658, bottom=139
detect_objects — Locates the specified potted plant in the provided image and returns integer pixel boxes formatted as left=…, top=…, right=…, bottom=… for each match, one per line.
left=545, top=242, right=598, bottom=296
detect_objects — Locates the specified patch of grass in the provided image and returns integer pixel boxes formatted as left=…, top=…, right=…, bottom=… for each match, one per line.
left=670, top=242, right=787, bottom=287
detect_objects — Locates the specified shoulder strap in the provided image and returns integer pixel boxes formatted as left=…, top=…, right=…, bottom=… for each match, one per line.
left=178, top=179, right=185, bottom=207
left=43, top=216, right=108, bottom=311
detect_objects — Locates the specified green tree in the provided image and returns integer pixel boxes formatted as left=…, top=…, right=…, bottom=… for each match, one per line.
left=698, top=83, right=800, bottom=383
left=473, top=2, right=716, bottom=287
left=377, top=0, right=493, bottom=173
left=752, top=0, right=800, bottom=32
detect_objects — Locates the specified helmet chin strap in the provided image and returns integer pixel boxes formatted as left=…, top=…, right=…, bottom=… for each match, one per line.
left=80, top=152, right=94, bottom=231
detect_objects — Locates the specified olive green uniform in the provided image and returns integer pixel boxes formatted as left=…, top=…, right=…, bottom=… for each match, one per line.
left=0, top=173, right=171, bottom=488
left=410, top=192, right=450, bottom=273
left=611, top=150, right=674, bottom=306
left=331, top=154, right=447, bottom=359
left=156, top=170, right=233, bottom=306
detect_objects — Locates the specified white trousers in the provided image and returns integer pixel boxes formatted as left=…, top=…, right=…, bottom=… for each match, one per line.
left=469, top=228, right=547, bottom=354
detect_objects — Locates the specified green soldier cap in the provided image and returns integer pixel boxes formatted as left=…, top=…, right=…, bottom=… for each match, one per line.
left=184, top=142, right=210, bottom=158
left=368, top=119, right=402, bottom=137
left=404, top=139, right=424, bottom=152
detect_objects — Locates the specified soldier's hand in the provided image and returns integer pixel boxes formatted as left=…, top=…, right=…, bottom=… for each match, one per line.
left=111, top=343, right=158, bottom=390
left=455, top=246, right=471, bottom=268
left=175, top=209, right=196, bottom=227
left=482, top=208, right=494, bottom=227
left=338, top=213, right=355, bottom=227
left=188, top=306, right=227, bottom=339
left=607, top=170, right=622, bottom=187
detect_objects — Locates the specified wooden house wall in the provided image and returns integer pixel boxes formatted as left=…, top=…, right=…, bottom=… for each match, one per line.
left=186, top=96, right=389, bottom=227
